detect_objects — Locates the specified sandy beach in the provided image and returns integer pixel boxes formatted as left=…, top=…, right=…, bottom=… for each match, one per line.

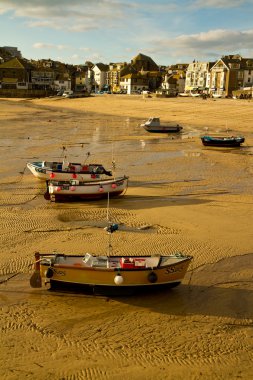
left=0, top=94, right=253, bottom=380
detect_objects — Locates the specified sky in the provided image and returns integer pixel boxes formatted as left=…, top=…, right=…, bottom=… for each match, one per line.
left=0, top=0, right=253, bottom=66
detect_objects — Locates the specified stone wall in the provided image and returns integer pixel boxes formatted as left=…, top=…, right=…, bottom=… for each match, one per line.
left=0, top=88, right=55, bottom=98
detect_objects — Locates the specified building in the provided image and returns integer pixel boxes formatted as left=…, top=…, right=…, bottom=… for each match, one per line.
left=210, top=54, right=253, bottom=97
left=107, top=62, right=127, bottom=93
left=119, top=53, right=161, bottom=94
left=160, top=63, right=188, bottom=95
left=1, top=46, right=22, bottom=58
left=185, top=61, right=215, bottom=94
left=92, top=63, right=109, bottom=92
left=0, top=57, right=33, bottom=90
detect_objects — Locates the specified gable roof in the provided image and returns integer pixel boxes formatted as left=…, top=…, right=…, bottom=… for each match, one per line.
left=131, top=53, right=159, bottom=71
left=93, top=62, right=109, bottom=71
left=0, top=57, right=34, bottom=70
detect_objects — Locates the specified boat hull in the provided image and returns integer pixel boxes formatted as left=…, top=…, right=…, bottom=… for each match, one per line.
left=201, top=136, right=245, bottom=147
left=45, top=176, right=129, bottom=201
left=31, top=253, right=192, bottom=295
left=49, top=280, right=182, bottom=296
left=142, top=125, right=183, bottom=133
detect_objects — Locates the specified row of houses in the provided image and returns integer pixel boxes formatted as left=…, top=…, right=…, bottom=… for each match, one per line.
left=184, top=55, right=253, bottom=97
left=0, top=46, right=253, bottom=97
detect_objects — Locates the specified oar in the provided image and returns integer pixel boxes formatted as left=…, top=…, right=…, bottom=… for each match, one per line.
left=29, top=252, right=42, bottom=288
left=29, top=271, right=42, bottom=288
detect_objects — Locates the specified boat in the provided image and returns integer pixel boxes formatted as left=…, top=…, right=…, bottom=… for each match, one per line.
left=140, top=117, right=183, bottom=133
left=201, top=135, right=245, bottom=147
left=27, top=160, right=112, bottom=181
left=30, top=227, right=193, bottom=295
left=190, top=92, right=201, bottom=97
left=30, top=191, right=193, bottom=295
left=212, top=93, right=222, bottom=98
left=178, top=92, right=190, bottom=97
left=44, top=175, right=129, bottom=202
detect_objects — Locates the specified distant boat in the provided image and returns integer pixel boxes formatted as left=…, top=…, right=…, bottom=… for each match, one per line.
left=201, top=135, right=245, bottom=147
left=44, top=176, right=129, bottom=202
left=178, top=92, right=190, bottom=97
left=212, top=93, right=222, bottom=98
left=190, top=92, right=201, bottom=97
left=140, top=117, right=183, bottom=133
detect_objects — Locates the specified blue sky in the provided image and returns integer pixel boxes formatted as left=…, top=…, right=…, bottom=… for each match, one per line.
left=0, top=0, right=253, bottom=66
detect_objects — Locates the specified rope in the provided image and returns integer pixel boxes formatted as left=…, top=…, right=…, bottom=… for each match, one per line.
left=0, top=272, right=22, bottom=284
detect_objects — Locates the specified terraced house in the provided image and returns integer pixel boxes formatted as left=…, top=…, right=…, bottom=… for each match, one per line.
left=210, top=54, right=253, bottom=97
left=185, top=60, right=215, bottom=94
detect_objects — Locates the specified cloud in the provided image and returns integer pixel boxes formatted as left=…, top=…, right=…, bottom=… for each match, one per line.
left=33, top=42, right=68, bottom=50
left=146, top=28, right=253, bottom=62
left=190, top=0, right=248, bottom=9
left=0, top=0, right=130, bottom=22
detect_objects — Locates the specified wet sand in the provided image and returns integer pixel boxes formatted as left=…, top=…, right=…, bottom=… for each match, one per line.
left=0, top=95, right=253, bottom=379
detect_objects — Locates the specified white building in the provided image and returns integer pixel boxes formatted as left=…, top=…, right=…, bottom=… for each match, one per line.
left=92, top=63, right=109, bottom=91
left=185, top=61, right=214, bottom=93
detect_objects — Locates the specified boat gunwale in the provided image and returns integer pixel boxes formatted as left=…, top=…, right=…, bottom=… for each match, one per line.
left=39, top=255, right=192, bottom=272
left=48, top=175, right=128, bottom=187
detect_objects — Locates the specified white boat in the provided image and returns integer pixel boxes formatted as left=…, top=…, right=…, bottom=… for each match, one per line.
left=27, top=160, right=112, bottom=181
left=140, top=117, right=183, bottom=133
left=44, top=176, right=129, bottom=202
left=178, top=92, right=190, bottom=97
left=212, top=93, right=222, bottom=98
left=190, top=92, right=201, bottom=97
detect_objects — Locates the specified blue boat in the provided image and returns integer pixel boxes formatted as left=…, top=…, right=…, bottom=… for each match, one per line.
left=201, top=135, right=245, bottom=147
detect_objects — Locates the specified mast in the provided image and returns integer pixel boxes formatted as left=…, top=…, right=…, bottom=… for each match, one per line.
left=105, top=192, right=118, bottom=256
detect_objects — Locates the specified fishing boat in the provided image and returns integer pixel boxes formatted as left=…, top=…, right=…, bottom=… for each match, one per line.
left=44, top=176, right=129, bottom=202
left=30, top=225, right=192, bottom=295
left=27, top=160, right=112, bottom=181
left=30, top=191, right=193, bottom=295
left=201, top=135, right=245, bottom=147
left=140, top=117, right=183, bottom=133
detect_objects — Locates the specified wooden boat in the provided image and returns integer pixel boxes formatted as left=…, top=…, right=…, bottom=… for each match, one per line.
left=30, top=249, right=192, bottom=295
left=201, top=135, right=245, bottom=147
left=44, top=176, right=129, bottom=202
left=30, top=193, right=193, bottom=295
left=27, top=160, right=112, bottom=181
left=140, top=117, right=183, bottom=133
